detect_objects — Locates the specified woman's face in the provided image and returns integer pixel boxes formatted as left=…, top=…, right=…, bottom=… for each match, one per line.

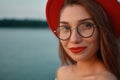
left=59, top=5, right=99, bottom=61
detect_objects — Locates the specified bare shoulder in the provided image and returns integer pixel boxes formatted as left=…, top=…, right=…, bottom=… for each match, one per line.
left=97, top=71, right=118, bottom=80
left=56, top=65, right=72, bottom=80
left=56, top=65, right=70, bottom=76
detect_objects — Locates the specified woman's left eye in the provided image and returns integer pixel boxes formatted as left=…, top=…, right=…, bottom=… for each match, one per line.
left=85, top=22, right=93, bottom=27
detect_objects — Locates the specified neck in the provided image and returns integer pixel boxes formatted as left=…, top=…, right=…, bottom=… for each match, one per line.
left=73, top=55, right=104, bottom=76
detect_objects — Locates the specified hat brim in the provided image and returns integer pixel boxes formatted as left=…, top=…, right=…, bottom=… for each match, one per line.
left=46, top=0, right=120, bottom=37
left=46, top=0, right=64, bottom=36
left=97, top=0, right=120, bottom=37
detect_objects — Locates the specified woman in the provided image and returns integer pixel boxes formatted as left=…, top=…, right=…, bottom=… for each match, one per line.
left=46, top=0, right=120, bottom=80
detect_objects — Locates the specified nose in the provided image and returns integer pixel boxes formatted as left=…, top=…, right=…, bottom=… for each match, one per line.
left=70, top=29, right=82, bottom=43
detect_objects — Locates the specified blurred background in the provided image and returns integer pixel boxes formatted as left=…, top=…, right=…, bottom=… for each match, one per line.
left=0, top=0, right=60, bottom=80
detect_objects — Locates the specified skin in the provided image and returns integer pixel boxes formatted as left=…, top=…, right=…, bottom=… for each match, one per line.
left=57, top=5, right=117, bottom=80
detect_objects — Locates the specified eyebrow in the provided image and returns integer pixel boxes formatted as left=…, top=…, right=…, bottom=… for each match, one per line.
left=78, top=18, right=93, bottom=22
left=59, top=18, right=93, bottom=24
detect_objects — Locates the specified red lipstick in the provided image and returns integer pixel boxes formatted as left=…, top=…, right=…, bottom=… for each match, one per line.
left=69, top=47, right=86, bottom=54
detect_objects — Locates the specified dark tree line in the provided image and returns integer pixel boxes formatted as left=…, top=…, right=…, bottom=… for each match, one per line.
left=0, top=19, right=48, bottom=28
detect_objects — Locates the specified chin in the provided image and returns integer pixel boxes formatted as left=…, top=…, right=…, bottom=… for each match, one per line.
left=70, top=54, right=88, bottom=62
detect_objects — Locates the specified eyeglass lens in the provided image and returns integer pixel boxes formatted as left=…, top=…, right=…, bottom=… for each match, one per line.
left=56, top=22, right=95, bottom=40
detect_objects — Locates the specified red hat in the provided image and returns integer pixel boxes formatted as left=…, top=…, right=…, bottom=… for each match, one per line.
left=46, top=0, right=120, bottom=37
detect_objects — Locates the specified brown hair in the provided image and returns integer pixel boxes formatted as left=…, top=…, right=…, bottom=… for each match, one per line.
left=58, top=0, right=120, bottom=79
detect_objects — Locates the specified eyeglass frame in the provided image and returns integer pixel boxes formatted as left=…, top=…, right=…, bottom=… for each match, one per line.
left=54, top=21, right=97, bottom=41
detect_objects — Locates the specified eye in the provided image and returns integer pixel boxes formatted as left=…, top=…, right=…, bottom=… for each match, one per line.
left=84, top=22, right=93, bottom=28
left=78, top=22, right=94, bottom=31
left=59, top=26, right=70, bottom=32
left=80, top=22, right=94, bottom=30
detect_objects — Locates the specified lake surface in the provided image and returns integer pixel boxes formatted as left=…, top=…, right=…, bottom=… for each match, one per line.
left=0, top=28, right=120, bottom=80
left=0, top=28, right=60, bottom=80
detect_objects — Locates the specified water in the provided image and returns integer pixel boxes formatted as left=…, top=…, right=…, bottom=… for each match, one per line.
left=0, top=28, right=60, bottom=80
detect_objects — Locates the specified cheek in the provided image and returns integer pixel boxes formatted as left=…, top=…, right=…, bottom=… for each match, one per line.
left=60, top=40, right=68, bottom=48
left=85, top=30, right=100, bottom=54
left=60, top=40, right=70, bottom=55
left=85, top=29, right=99, bottom=44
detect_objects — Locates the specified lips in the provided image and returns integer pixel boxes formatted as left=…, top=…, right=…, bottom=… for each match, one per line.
left=69, top=47, right=86, bottom=54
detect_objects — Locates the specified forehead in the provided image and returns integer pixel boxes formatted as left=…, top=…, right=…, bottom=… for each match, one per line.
left=60, top=5, right=92, bottom=22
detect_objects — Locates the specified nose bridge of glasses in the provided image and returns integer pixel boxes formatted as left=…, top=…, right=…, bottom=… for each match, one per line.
left=71, top=25, right=80, bottom=35
left=70, top=27, right=81, bottom=39
left=71, top=27, right=77, bottom=31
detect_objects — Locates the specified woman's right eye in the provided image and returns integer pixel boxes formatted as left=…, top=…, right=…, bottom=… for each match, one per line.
left=60, top=26, right=70, bottom=31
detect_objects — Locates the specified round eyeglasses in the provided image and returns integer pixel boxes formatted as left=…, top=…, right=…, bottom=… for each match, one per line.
left=54, top=22, right=96, bottom=40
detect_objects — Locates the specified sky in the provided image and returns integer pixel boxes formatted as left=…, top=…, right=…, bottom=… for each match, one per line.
left=0, top=0, right=47, bottom=20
